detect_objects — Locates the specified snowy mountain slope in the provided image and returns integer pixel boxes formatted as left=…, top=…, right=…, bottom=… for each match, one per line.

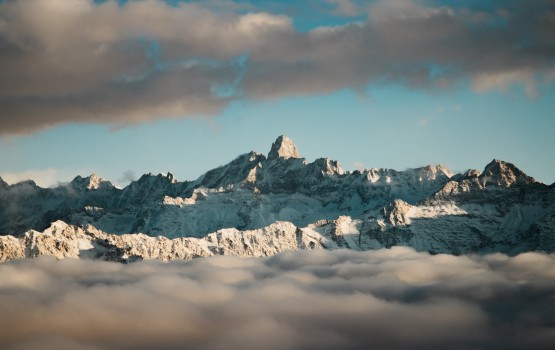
left=0, top=220, right=324, bottom=263
left=353, top=162, right=555, bottom=255
left=0, top=135, right=554, bottom=260
left=0, top=136, right=454, bottom=236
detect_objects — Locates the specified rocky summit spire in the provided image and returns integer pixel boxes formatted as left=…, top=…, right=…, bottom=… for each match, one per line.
left=70, top=173, right=112, bottom=190
left=481, top=159, right=536, bottom=187
left=268, top=135, right=301, bottom=160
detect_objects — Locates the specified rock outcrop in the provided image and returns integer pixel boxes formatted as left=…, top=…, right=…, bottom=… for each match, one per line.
left=1, top=136, right=554, bottom=262
left=0, top=220, right=326, bottom=263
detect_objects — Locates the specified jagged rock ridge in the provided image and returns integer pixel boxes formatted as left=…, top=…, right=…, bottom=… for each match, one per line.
left=0, top=136, right=454, bottom=236
left=268, top=135, right=301, bottom=159
left=1, top=136, right=554, bottom=262
left=0, top=220, right=324, bottom=263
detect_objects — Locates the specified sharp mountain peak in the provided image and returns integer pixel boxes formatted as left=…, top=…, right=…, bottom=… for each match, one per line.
left=268, top=135, right=301, bottom=160
left=481, top=159, right=536, bottom=186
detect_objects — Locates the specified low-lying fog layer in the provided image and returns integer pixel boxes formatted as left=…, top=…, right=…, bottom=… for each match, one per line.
left=1, top=247, right=555, bottom=350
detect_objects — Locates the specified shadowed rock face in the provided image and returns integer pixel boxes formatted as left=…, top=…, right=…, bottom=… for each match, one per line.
left=0, top=136, right=455, bottom=236
left=1, top=136, right=554, bottom=259
left=480, top=159, right=536, bottom=187
left=0, top=177, right=8, bottom=189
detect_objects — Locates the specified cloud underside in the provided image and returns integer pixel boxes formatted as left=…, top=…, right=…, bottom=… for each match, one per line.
left=2, top=247, right=555, bottom=350
left=1, top=0, right=554, bottom=135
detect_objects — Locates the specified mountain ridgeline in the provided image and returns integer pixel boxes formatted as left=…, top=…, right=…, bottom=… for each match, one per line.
left=1, top=136, right=554, bottom=262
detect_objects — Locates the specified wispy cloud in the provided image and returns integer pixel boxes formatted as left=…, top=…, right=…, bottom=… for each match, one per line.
left=353, top=161, right=366, bottom=170
left=325, top=0, right=362, bottom=16
left=1, top=247, right=555, bottom=349
left=417, top=104, right=463, bottom=126
left=0, top=167, right=59, bottom=187
left=116, top=170, right=136, bottom=187
left=0, top=0, right=554, bottom=135
left=417, top=117, right=432, bottom=126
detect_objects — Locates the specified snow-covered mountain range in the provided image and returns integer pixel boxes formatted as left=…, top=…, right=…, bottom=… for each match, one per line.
left=1, top=135, right=554, bottom=262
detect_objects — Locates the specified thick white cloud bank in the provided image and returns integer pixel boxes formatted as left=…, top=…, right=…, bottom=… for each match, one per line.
left=1, top=247, right=555, bottom=349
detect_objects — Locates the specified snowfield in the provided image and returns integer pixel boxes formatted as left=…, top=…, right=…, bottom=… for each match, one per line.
left=1, top=136, right=554, bottom=261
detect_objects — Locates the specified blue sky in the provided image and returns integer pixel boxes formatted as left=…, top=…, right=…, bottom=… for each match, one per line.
left=1, top=0, right=554, bottom=186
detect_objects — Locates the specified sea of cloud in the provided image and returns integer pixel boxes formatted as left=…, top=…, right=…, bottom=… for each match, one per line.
left=1, top=247, right=555, bottom=349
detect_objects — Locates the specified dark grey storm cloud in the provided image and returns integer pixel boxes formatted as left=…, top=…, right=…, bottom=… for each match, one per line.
left=1, top=247, right=555, bottom=349
left=0, top=0, right=554, bottom=135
